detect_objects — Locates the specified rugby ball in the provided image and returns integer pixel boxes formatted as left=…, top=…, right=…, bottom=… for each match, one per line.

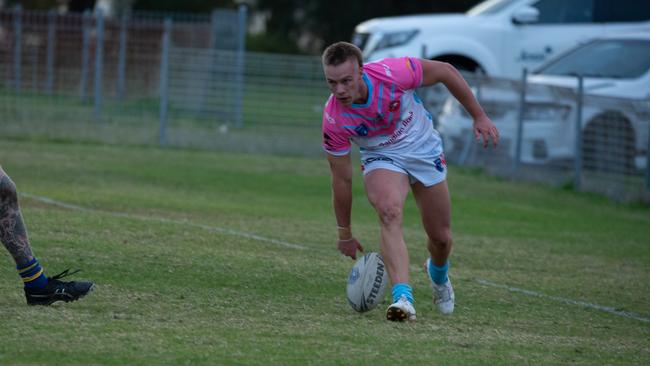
left=346, top=252, right=389, bottom=312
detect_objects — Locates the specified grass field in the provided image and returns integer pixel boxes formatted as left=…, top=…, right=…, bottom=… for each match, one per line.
left=0, top=139, right=648, bottom=365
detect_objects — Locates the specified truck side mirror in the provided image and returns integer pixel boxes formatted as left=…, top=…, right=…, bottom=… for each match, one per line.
left=512, top=6, right=540, bottom=25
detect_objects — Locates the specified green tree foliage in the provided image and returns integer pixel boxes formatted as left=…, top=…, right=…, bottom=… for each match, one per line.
left=256, top=0, right=482, bottom=54
left=132, top=0, right=236, bottom=12
left=6, top=0, right=61, bottom=10
left=5, top=0, right=98, bottom=12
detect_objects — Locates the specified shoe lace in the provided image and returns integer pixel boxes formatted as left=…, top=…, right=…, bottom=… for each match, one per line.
left=49, top=269, right=81, bottom=281
left=434, top=283, right=451, bottom=303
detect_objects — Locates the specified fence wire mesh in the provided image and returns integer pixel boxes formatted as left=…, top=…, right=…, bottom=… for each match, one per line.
left=1, top=8, right=648, bottom=203
left=440, top=73, right=650, bottom=203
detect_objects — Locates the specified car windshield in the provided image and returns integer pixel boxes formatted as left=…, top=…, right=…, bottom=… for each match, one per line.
left=467, top=0, right=518, bottom=16
left=537, top=39, right=650, bottom=79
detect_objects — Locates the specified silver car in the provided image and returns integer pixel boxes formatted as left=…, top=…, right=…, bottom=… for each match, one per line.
left=438, top=32, right=650, bottom=174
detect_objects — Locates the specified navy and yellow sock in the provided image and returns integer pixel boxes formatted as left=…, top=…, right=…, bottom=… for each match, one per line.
left=17, top=258, right=48, bottom=289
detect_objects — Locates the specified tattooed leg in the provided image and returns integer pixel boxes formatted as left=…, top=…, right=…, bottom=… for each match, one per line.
left=0, top=168, right=34, bottom=266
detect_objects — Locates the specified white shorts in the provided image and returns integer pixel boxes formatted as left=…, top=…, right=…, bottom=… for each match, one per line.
left=360, top=149, right=447, bottom=187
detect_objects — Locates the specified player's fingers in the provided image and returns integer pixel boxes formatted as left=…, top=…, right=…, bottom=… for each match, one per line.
left=474, top=128, right=481, bottom=142
left=482, top=130, right=489, bottom=148
left=492, top=129, right=499, bottom=147
left=341, top=241, right=358, bottom=259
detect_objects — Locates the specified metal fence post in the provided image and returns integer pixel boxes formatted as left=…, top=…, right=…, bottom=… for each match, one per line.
left=573, top=75, right=584, bottom=191
left=80, top=11, right=91, bottom=101
left=420, top=44, right=428, bottom=103
left=13, top=4, right=22, bottom=91
left=645, top=117, right=650, bottom=202
left=45, top=10, right=56, bottom=94
left=30, top=37, right=38, bottom=90
left=116, top=15, right=128, bottom=101
left=159, top=18, right=172, bottom=146
left=513, top=68, right=528, bottom=175
left=210, top=9, right=219, bottom=50
left=233, top=5, right=247, bottom=128
left=93, top=9, right=105, bottom=121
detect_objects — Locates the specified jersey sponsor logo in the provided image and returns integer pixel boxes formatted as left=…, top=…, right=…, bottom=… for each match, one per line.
left=355, top=123, right=369, bottom=136
left=378, top=111, right=414, bottom=147
left=388, top=100, right=400, bottom=112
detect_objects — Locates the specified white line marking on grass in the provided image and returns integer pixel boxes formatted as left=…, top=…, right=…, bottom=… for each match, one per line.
left=21, top=193, right=308, bottom=251
left=475, top=278, right=650, bottom=324
left=23, top=193, right=650, bottom=324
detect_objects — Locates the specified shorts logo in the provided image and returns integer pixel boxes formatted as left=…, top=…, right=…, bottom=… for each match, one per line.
left=388, top=100, right=400, bottom=112
left=434, top=157, right=446, bottom=173
left=363, top=156, right=393, bottom=164
left=362, top=156, right=394, bottom=172
left=355, top=124, right=369, bottom=136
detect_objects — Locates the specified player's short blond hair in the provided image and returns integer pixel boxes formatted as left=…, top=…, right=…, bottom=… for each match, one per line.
left=322, top=42, right=364, bottom=69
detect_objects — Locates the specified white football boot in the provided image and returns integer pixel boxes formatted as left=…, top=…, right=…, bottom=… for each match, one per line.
left=426, top=259, right=455, bottom=315
left=386, top=295, right=417, bottom=321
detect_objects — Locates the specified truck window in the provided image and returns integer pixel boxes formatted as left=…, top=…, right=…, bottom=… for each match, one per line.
left=532, top=0, right=594, bottom=24
left=594, top=0, right=650, bottom=22
left=538, top=39, right=650, bottom=79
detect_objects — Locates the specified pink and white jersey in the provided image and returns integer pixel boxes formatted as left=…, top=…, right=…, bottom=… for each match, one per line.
left=322, top=57, right=441, bottom=156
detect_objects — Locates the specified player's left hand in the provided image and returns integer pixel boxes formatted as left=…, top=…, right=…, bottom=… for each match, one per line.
left=473, top=115, right=499, bottom=148
left=337, top=237, right=364, bottom=260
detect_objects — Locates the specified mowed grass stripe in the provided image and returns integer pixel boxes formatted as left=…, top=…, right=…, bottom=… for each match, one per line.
left=22, top=192, right=313, bottom=251
left=0, top=139, right=648, bottom=365
left=1, top=204, right=646, bottom=366
left=22, top=191, right=650, bottom=326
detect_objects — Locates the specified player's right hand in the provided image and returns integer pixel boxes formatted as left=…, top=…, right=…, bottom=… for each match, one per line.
left=337, top=237, right=364, bottom=260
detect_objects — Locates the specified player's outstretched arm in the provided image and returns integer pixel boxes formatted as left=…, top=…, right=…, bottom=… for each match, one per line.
left=420, top=59, right=499, bottom=148
left=327, top=153, right=364, bottom=259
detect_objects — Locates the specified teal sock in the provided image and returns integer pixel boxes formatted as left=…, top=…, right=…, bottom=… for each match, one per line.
left=428, top=259, right=449, bottom=285
left=391, top=283, right=414, bottom=304
left=17, top=257, right=48, bottom=289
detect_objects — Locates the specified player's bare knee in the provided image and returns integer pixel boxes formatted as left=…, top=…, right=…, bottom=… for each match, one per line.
left=428, top=230, right=452, bottom=251
left=375, top=203, right=403, bottom=227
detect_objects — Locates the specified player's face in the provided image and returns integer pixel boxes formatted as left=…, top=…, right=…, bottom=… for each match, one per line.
left=324, top=58, right=363, bottom=106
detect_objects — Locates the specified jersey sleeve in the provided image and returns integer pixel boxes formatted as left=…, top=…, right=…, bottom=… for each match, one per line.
left=384, top=56, right=423, bottom=91
left=322, top=108, right=351, bottom=156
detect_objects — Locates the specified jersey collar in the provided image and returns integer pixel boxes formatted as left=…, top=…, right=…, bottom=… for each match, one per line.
left=351, top=73, right=372, bottom=109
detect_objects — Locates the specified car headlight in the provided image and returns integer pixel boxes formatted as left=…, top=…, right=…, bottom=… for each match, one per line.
left=442, top=99, right=511, bottom=121
left=523, top=103, right=570, bottom=122
left=374, top=30, right=419, bottom=51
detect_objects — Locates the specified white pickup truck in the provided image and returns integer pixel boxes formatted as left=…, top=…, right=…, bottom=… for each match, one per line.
left=352, top=0, right=650, bottom=78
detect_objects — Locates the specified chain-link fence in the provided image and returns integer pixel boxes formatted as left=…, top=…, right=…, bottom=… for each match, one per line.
left=1, top=7, right=648, bottom=203
left=438, top=72, right=650, bottom=203
left=1, top=6, right=328, bottom=155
